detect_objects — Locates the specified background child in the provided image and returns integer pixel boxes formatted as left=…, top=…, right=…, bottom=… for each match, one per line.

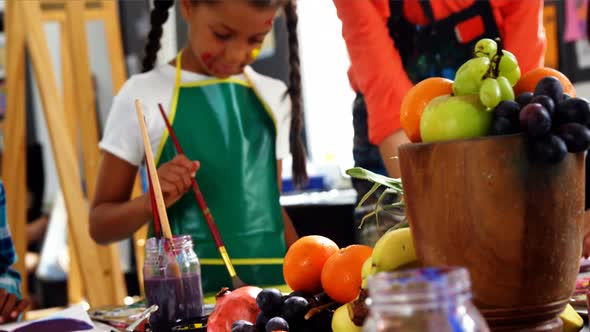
left=91, top=0, right=306, bottom=292
left=0, top=180, right=30, bottom=323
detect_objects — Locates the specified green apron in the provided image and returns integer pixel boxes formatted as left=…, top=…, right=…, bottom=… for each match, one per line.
left=151, top=52, right=286, bottom=292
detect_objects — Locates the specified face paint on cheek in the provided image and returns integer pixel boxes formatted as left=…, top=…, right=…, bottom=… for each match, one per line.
left=200, top=52, right=213, bottom=68
left=264, top=17, right=274, bottom=27
left=251, top=48, right=261, bottom=60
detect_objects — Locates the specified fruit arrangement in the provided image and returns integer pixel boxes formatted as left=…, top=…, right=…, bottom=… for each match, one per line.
left=224, top=228, right=417, bottom=332
left=401, top=38, right=590, bottom=164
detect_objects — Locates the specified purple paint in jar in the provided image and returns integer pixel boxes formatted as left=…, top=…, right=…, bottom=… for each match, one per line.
left=144, top=236, right=204, bottom=332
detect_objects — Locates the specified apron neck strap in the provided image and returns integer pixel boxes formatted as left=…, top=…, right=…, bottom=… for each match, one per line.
left=175, top=50, right=184, bottom=87
left=419, top=0, right=435, bottom=23
left=174, top=50, right=256, bottom=88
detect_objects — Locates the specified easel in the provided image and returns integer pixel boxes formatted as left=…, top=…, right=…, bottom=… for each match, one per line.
left=3, top=0, right=146, bottom=307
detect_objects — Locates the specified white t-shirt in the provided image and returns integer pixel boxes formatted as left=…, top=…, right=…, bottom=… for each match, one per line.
left=99, top=64, right=291, bottom=166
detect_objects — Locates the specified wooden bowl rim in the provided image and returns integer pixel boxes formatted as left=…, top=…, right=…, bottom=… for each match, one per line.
left=400, top=133, right=523, bottom=152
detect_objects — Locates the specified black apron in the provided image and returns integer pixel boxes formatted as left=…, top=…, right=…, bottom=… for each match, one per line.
left=352, top=0, right=500, bottom=178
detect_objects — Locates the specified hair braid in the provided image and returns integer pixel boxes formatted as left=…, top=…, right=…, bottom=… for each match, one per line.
left=142, top=0, right=175, bottom=73
left=283, top=1, right=308, bottom=188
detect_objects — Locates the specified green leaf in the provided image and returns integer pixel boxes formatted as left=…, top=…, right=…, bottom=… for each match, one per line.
left=388, top=218, right=409, bottom=231
left=358, top=211, right=376, bottom=229
left=357, top=183, right=381, bottom=209
left=346, top=167, right=403, bottom=192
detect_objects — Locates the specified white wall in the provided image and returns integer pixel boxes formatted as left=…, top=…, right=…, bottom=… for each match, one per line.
left=298, top=1, right=355, bottom=171
left=32, top=22, right=62, bottom=208
left=87, top=20, right=115, bottom=130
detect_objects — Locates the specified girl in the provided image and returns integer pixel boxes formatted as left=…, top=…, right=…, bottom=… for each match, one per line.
left=90, top=0, right=306, bottom=293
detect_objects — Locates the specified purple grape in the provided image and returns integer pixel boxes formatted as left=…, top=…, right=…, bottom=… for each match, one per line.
left=281, top=296, right=309, bottom=322
left=287, top=291, right=308, bottom=299
left=257, top=289, right=283, bottom=315
left=519, top=103, right=551, bottom=137
left=494, top=100, right=521, bottom=121
left=256, top=312, right=270, bottom=329
left=556, top=123, right=590, bottom=153
left=491, top=117, right=519, bottom=136
left=529, top=95, right=555, bottom=116
left=555, top=97, right=590, bottom=126
left=531, top=134, right=567, bottom=164
left=266, top=317, right=289, bottom=332
left=516, top=92, right=534, bottom=107
left=534, top=76, right=563, bottom=104
left=232, top=320, right=256, bottom=332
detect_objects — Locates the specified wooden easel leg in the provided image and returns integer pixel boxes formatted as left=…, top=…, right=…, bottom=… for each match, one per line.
left=3, top=0, right=29, bottom=300
left=20, top=0, right=112, bottom=307
left=102, top=0, right=128, bottom=92
left=60, top=18, right=85, bottom=306
left=64, top=0, right=126, bottom=305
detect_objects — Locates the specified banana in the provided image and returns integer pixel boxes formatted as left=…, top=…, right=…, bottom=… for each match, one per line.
left=560, top=304, right=583, bottom=332
left=361, top=257, right=376, bottom=280
left=372, top=227, right=418, bottom=273
left=360, top=257, right=375, bottom=289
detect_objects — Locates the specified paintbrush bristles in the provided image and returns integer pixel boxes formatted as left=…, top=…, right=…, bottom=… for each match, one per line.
left=134, top=99, right=173, bottom=240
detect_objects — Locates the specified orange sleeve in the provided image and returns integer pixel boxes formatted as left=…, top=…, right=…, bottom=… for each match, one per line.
left=333, top=0, right=414, bottom=145
left=497, top=0, right=546, bottom=74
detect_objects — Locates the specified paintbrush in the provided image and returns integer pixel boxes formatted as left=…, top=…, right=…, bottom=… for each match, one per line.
left=135, top=99, right=181, bottom=278
left=157, top=103, right=247, bottom=289
left=146, top=165, right=162, bottom=239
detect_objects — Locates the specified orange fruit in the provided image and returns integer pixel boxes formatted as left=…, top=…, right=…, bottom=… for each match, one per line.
left=514, top=67, right=576, bottom=97
left=400, top=77, right=453, bottom=143
left=320, top=244, right=373, bottom=304
left=283, top=235, right=339, bottom=293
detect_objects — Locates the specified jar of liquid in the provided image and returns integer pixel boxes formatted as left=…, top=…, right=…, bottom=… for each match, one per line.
left=144, top=235, right=204, bottom=332
left=363, top=267, right=489, bottom=332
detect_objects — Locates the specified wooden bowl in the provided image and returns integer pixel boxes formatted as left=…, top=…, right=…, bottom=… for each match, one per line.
left=398, top=134, right=585, bottom=331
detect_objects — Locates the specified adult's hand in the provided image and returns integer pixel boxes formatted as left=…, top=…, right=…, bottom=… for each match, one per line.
left=378, top=129, right=410, bottom=178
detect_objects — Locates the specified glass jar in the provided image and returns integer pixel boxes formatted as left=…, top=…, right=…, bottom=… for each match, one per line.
left=144, top=235, right=204, bottom=332
left=363, top=267, right=489, bottom=332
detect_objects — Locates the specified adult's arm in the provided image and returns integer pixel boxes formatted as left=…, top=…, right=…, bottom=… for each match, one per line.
left=334, top=0, right=413, bottom=176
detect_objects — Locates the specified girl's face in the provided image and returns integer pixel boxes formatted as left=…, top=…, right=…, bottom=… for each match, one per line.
left=180, top=0, right=278, bottom=78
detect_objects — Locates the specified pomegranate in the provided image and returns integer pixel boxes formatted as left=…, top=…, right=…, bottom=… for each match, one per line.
left=207, top=286, right=262, bottom=331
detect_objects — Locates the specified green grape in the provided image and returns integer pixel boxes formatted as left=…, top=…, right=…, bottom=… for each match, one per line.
left=498, top=50, right=519, bottom=74
left=474, top=38, right=498, bottom=59
left=497, top=76, right=515, bottom=101
left=502, top=66, right=521, bottom=87
left=480, top=77, right=501, bottom=108
left=453, top=57, right=491, bottom=96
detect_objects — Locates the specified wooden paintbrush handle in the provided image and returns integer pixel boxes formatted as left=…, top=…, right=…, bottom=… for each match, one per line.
left=134, top=100, right=173, bottom=240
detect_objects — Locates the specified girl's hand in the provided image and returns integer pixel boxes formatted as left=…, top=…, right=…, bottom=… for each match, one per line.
left=146, top=155, right=200, bottom=211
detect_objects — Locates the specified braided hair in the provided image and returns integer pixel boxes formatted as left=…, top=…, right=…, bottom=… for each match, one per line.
left=282, top=1, right=307, bottom=187
left=143, top=0, right=307, bottom=186
left=142, top=0, right=175, bottom=73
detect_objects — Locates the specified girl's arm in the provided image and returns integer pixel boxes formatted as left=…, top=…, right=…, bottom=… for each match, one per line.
left=90, top=152, right=151, bottom=244
left=90, top=152, right=199, bottom=244
left=277, top=160, right=298, bottom=247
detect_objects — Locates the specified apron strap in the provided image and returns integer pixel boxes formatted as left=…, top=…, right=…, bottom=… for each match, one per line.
left=175, top=50, right=183, bottom=87
left=418, top=0, right=435, bottom=24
